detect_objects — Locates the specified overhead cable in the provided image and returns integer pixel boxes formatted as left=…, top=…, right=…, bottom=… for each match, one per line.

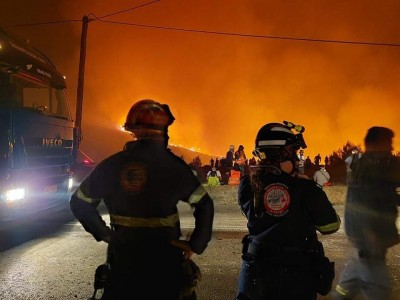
left=3, top=0, right=160, bottom=28
left=4, top=6, right=400, bottom=48
left=97, top=0, right=160, bottom=19
left=4, top=19, right=81, bottom=28
left=97, top=19, right=400, bottom=47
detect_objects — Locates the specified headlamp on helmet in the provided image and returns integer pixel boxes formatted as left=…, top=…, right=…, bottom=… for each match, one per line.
left=252, top=121, right=307, bottom=162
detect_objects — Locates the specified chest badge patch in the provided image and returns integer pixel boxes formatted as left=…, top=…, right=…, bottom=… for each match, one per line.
left=120, top=162, right=147, bottom=193
left=263, top=183, right=290, bottom=217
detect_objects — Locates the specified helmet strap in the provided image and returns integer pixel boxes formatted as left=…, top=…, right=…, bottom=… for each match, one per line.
left=132, top=129, right=167, bottom=144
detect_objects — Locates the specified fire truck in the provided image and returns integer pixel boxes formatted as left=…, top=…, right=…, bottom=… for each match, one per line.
left=0, top=27, right=84, bottom=222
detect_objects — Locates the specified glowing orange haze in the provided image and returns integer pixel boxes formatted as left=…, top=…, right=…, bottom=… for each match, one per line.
left=2, top=1, right=400, bottom=162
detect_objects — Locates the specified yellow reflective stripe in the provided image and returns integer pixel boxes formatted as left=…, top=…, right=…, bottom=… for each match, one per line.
left=316, top=220, right=340, bottom=233
left=316, top=215, right=341, bottom=233
left=335, top=284, right=348, bottom=296
left=110, top=213, right=179, bottom=228
left=188, top=185, right=207, bottom=205
left=76, top=187, right=98, bottom=204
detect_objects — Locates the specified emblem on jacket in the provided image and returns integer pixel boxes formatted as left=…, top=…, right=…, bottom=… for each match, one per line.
left=120, top=162, right=147, bottom=193
left=263, top=183, right=290, bottom=217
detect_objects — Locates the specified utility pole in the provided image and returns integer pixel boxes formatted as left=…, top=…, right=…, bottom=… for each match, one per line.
left=76, top=15, right=90, bottom=148
left=73, top=15, right=90, bottom=164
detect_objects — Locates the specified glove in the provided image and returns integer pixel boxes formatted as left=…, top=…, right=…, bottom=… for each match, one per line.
left=171, top=240, right=194, bottom=259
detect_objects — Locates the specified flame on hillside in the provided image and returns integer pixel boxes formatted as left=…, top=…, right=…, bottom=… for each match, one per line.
left=117, top=127, right=208, bottom=154
left=169, top=143, right=224, bottom=165
left=170, top=143, right=201, bottom=153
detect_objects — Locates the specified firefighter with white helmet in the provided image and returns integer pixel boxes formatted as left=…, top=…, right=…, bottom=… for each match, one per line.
left=235, top=121, right=341, bottom=300
left=70, top=99, right=214, bottom=299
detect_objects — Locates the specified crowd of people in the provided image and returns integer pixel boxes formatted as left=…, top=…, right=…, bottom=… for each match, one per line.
left=203, top=144, right=250, bottom=187
left=204, top=144, right=334, bottom=189
left=203, top=142, right=375, bottom=190
left=69, top=98, right=400, bottom=300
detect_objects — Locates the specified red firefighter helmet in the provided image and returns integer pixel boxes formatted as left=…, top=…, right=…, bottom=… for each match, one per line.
left=124, top=99, right=175, bottom=133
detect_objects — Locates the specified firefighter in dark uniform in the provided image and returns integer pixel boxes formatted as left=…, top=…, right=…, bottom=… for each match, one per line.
left=333, top=127, right=400, bottom=300
left=235, top=121, right=341, bottom=300
left=70, top=99, right=214, bottom=300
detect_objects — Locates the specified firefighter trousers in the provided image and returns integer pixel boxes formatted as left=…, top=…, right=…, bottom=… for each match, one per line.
left=333, top=247, right=391, bottom=300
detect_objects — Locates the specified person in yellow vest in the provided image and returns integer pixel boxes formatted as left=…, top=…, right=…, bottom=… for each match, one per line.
left=206, top=166, right=222, bottom=187
left=235, top=145, right=247, bottom=175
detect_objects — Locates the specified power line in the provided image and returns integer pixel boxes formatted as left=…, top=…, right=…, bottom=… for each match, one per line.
left=4, top=19, right=81, bottom=28
left=4, top=3, right=400, bottom=48
left=97, top=0, right=160, bottom=19
left=3, top=0, right=160, bottom=29
left=97, top=19, right=400, bottom=47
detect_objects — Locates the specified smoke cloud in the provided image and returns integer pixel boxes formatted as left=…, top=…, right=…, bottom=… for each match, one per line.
left=2, top=1, right=399, bottom=162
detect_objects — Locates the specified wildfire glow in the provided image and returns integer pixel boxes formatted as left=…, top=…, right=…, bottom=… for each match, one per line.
left=119, top=125, right=130, bottom=133
left=5, top=2, right=399, bottom=162
left=170, top=143, right=201, bottom=153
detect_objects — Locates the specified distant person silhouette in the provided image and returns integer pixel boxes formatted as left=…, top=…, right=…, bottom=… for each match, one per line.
left=313, top=165, right=330, bottom=188
left=305, top=156, right=312, bottom=175
left=297, top=149, right=306, bottom=175
left=344, top=149, right=361, bottom=185
left=235, top=145, right=247, bottom=175
left=225, top=145, right=235, bottom=170
left=206, top=166, right=222, bottom=187
left=314, top=153, right=321, bottom=166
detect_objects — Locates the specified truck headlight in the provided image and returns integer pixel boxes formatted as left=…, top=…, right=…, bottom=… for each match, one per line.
left=68, top=177, right=73, bottom=190
left=5, top=188, right=25, bottom=202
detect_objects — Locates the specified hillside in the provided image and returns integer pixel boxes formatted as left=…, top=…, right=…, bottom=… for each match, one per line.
left=169, top=145, right=222, bottom=165
left=79, top=123, right=222, bottom=165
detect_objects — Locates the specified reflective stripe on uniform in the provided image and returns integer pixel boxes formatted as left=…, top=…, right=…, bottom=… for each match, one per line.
left=188, top=185, right=207, bottom=205
left=75, top=187, right=98, bottom=204
left=110, top=212, right=179, bottom=228
left=316, top=218, right=341, bottom=233
left=335, top=284, right=348, bottom=296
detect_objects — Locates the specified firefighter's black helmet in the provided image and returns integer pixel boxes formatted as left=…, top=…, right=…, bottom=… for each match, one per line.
left=253, top=121, right=307, bottom=162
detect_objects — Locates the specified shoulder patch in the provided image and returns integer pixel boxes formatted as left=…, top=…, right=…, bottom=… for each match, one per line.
left=120, top=162, right=147, bottom=193
left=263, top=183, right=290, bottom=217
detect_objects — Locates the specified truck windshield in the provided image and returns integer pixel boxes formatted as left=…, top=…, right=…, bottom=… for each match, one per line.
left=0, top=69, right=71, bottom=120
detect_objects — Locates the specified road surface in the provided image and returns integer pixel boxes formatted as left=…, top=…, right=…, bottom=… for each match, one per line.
left=0, top=201, right=399, bottom=299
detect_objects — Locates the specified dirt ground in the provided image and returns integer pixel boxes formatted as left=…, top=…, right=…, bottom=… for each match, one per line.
left=205, top=183, right=348, bottom=206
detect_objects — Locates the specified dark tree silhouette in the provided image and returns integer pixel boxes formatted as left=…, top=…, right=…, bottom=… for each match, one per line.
left=189, top=156, right=202, bottom=168
left=326, top=141, right=362, bottom=184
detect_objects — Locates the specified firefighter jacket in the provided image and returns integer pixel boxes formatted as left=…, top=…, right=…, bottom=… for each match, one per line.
left=344, top=152, right=400, bottom=249
left=70, top=140, right=214, bottom=254
left=238, top=166, right=340, bottom=252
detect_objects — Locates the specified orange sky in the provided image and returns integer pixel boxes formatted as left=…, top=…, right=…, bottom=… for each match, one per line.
left=1, top=1, right=400, bottom=162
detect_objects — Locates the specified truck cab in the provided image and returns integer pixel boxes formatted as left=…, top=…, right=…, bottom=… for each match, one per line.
left=0, top=28, right=75, bottom=221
